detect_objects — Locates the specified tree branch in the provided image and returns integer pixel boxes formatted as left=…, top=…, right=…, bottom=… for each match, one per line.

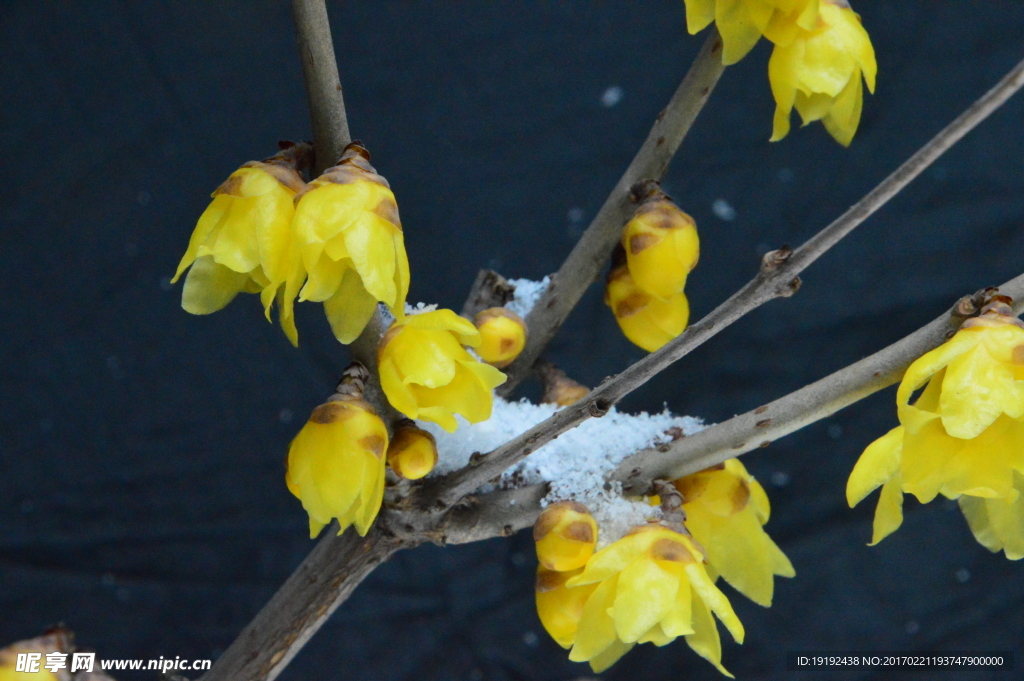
left=460, top=269, right=515, bottom=319
left=422, top=53, right=1024, bottom=508
left=496, top=28, right=726, bottom=395
left=439, top=484, right=548, bottom=545
left=614, top=275, right=1024, bottom=491
left=199, top=526, right=410, bottom=681
left=292, top=0, right=351, bottom=175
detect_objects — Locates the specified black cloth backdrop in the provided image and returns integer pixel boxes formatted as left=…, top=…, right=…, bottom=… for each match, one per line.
left=2, top=2, right=1024, bottom=680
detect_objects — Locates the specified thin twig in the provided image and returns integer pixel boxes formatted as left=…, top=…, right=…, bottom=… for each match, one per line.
left=496, top=29, right=726, bottom=395
left=614, top=275, right=1024, bottom=492
left=422, top=54, right=1024, bottom=508
left=292, top=0, right=351, bottom=175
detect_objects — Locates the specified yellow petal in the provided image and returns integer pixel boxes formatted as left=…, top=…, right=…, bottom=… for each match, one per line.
left=379, top=357, right=419, bottom=419
left=387, top=326, right=461, bottom=388
left=181, top=255, right=250, bottom=314
left=300, top=252, right=348, bottom=303
left=343, top=212, right=398, bottom=305
left=308, top=518, right=326, bottom=539
left=684, top=563, right=744, bottom=643
left=659, top=569, right=695, bottom=637
left=959, top=495, right=1006, bottom=555
left=587, top=639, right=634, bottom=674
left=404, top=308, right=481, bottom=345
left=940, top=415, right=1021, bottom=500
left=636, top=622, right=675, bottom=646
left=252, top=183, right=299, bottom=282
left=684, top=0, right=716, bottom=34
left=313, top=437, right=366, bottom=527
left=821, top=69, right=863, bottom=147
left=940, top=343, right=1024, bottom=440
left=324, top=268, right=379, bottom=344
left=415, top=405, right=459, bottom=433
left=900, top=419, right=961, bottom=504
left=173, top=194, right=231, bottom=283
left=869, top=474, right=904, bottom=545
left=716, top=0, right=773, bottom=65
left=847, top=426, right=903, bottom=507
left=612, top=556, right=680, bottom=643
left=569, top=575, right=619, bottom=662
left=209, top=196, right=263, bottom=274
left=685, top=588, right=734, bottom=678
left=354, top=455, right=385, bottom=536
left=689, top=505, right=775, bottom=607
left=461, top=358, right=508, bottom=391
left=568, top=529, right=666, bottom=587
left=391, top=232, right=411, bottom=315
left=959, top=476, right=1024, bottom=560
left=768, top=40, right=803, bottom=141
left=766, top=534, right=796, bottom=578
left=897, top=331, right=982, bottom=431
left=748, top=477, right=771, bottom=524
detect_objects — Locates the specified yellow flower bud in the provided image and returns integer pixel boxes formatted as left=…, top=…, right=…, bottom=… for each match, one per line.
left=285, top=365, right=388, bottom=538
left=605, top=263, right=690, bottom=353
left=473, top=308, right=527, bottom=368
left=675, top=460, right=794, bottom=607
left=847, top=296, right=1024, bottom=554
left=622, top=185, right=699, bottom=300
left=172, top=141, right=312, bottom=345
left=386, top=420, right=438, bottom=480
left=292, top=142, right=411, bottom=344
left=535, top=566, right=598, bottom=649
left=378, top=309, right=507, bottom=432
left=564, top=523, right=744, bottom=675
left=534, top=501, right=599, bottom=572
left=768, top=0, right=877, bottom=146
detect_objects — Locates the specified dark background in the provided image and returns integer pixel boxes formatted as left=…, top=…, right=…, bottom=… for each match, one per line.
left=3, top=2, right=1024, bottom=680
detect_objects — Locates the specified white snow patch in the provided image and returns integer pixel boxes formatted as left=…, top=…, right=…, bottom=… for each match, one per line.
left=419, top=396, right=706, bottom=546
left=405, top=302, right=439, bottom=315
left=505, top=276, right=550, bottom=319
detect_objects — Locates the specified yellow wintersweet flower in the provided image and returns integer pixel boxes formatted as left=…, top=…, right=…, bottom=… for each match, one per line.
left=847, top=297, right=1024, bottom=555
left=172, top=141, right=312, bottom=345
left=378, top=309, right=507, bottom=432
left=473, top=308, right=528, bottom=369
left=768, top=0, right=876, bottom=146
left=535, top=566, right=598, bottom=649
left=675, top=459, right=795, bottom=607
left=684, top=0, right=821, bottom=65
left=286, top=364, right=388, bottom=538
left=292, top=142, right=410, bottom=344
left=386, top=420, right=438, bottom=481
left=534, top=502, right=599, bottom=572
left=564, top=523, right=745, bottom=675
left=606, top=262, right=690, bottom=353
left=622, top=186, right=699, bottom=300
